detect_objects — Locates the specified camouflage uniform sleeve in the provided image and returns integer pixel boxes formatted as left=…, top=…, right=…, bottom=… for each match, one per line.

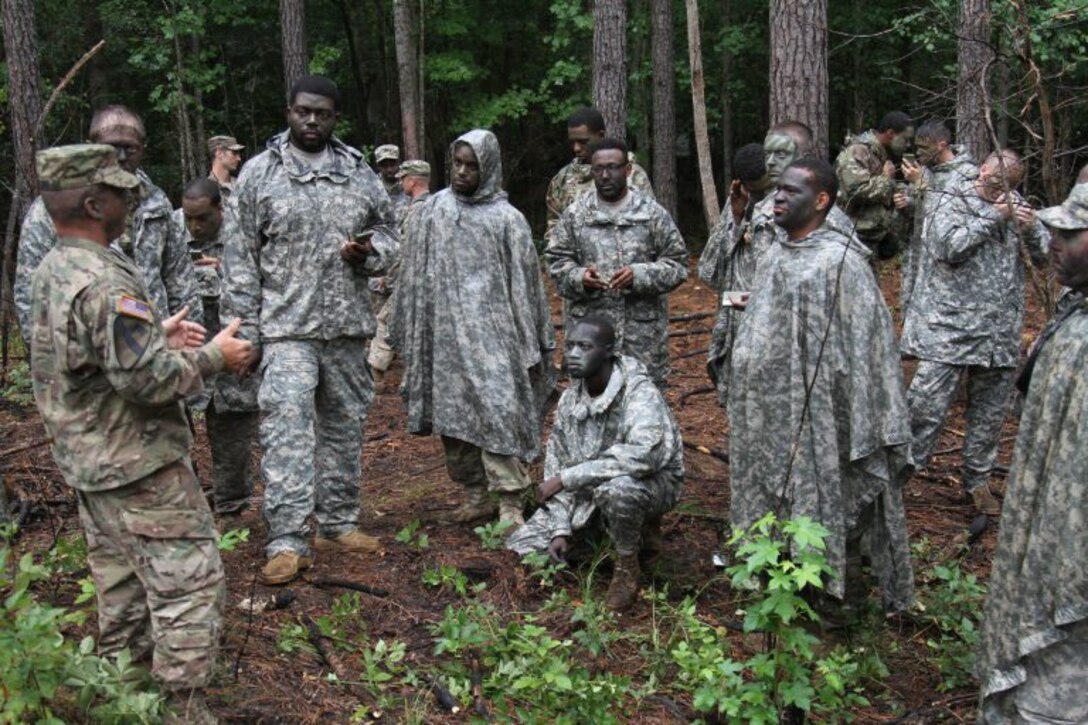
left=225, top=175, right=264, bottom=344
left=630, top=164, right=655, bottom=199
left=697, top=207, right=741, bottom=290
left=545, top=206, right=593, bottom=301
left=1020, top=215, right=1050, bottom=268
left=837, top=144, right=895, bottom=207
left=931, top=194, right=1001, bottom=264
left=544, top=171, right=565, bottom=239
left=15, top=197, right=55, bottom=344
left=76, top=278, right=223, bottom=406
left=559, top=381, right=670, bottom=492
left=161, top=213, right=204, bottom=325
left=630, top=205, right=689, bottom=295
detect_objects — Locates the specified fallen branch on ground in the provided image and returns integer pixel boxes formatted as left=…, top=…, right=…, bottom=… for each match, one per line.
left=310, top=576, right=390, bottom=598
left=679, top=385, right=715, bottom=406
left=683, top=440, right=729, bottom=463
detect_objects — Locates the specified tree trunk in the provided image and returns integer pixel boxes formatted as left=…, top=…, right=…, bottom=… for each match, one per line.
left=684, top=0, right=719, bottom=229
left=769, top=0, right=829, bottom=159
left=1, top=0, right=44, bottom=360
left=720, top=0, right=733, bottom=186
left=956, top=0, right=993, bottom=162
left=592, top=0, right=627, bottom=140
left=651, top=0, right=676, bottom=219
left=393, top=0, right=423, bottom=159
left=279, top=0, right=309, bottom=102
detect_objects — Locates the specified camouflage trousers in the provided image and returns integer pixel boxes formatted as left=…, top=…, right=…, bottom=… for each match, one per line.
left=981, top=618, right=1088, bottom=724
left=259, top=338, right=374, bottom=557
left=367, top=292, right=396, bottom=372
left=908, top=361, right=1015, bottom=491
left=507, top=473, right=681, bottom=556
left=75, top=458, right=224, bottom=691
left=205, top=400, right=260, bottom=514
left=441, top=436, right=530, bottom=494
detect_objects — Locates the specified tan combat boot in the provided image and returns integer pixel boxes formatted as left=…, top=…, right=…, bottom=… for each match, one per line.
left=970, top=485, right=1001, bottom=516
left=605, top=552, right=641, bottom=611
left=498, top=493, right=525, bottom=527
left=314, top=529, right=382, bottom=553
left=260, top=551, right=312, bottom=586
left=163, top=689, right=219, bottom=725
left=441, top=487, right=497, bottom=524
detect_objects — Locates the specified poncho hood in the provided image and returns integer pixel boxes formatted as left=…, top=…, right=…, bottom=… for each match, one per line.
left=451, top=129, right=507, bottom=204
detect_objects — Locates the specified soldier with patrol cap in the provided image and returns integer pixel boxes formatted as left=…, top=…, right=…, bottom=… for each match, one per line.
left=29, top=144, right=254, bottom=724
left=374, top=143, right=409, bottom=217
left=207, top=134, right=245, bottom=202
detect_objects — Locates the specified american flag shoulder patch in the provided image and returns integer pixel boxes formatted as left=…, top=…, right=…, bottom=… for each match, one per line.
left=116, top=295, right=153, bottom=322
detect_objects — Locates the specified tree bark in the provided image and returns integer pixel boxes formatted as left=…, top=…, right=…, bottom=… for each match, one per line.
left=769, top=0, right=829, bottom=159
left=684, top=0, right=719, bottom=230
left=592, top=0, right=627, bottom=140
left=393, top=0, right=423, bottom=159
left=279, top=0, right=309, bottom=102
left=2, top=0, right=44, bottom=359
left=956, top=0, right=993, bottom=163
left=651, top=0, right=677, bottom=219
left=720, top=0, right=733, bottom=186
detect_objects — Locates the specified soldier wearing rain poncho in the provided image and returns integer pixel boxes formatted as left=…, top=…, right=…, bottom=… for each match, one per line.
left=395, top=129, right=556, bottom=527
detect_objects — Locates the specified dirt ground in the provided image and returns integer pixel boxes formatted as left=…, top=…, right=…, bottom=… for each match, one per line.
left=0, top=255, right=1056, bottom=724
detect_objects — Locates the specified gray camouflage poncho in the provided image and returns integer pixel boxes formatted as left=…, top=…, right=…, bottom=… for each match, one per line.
left=729, top=222, right=914, bottom=608
left=977, top=300, right=1088, bottom=720
left=394, top=130, right=555, bottom=461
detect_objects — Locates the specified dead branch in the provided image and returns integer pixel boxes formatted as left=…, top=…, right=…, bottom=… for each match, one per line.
left=678, top=384, right=715, bottom=406
left=35, top=40, right=107, bottom=145
left=0, top=437, right=52, bottom=459
left=668, top=327, right=710, bottom=338
left=310, top=576, right=390, bottom=598
left=683, top=440, right=729, bottom=463
left=674, top=346, right=709, bottom=360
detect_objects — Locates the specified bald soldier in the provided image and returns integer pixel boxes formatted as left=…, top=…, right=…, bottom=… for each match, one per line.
left=29, top=144, right=253, bottom=724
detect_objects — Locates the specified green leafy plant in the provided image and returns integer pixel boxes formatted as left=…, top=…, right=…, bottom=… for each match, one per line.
left=915, top=559, right=987, bottom=691
left=473, top=519, right=514, bottom=550
left=394, top=519, right=430, bottom=550
left=215, top=527, right=250, bottom=552
left=422, top=564, right=469, bottom=597
left=1, top=361, right=34, bottom=407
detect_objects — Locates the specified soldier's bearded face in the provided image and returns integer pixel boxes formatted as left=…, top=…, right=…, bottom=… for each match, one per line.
left=763, top=133, right=798, bottom=184
left=564, top=324, right=612, bottom=379
left=451, top=143, right=481, bottom=196
left=1050, top=227, right=1088, bottom=292
left=591, top=149, right=631, bottom=202
left=916, top=137, right=944, bottom=167
left=773, top=167, right=822, bottom=232
left=182, top=196, right=224, bottom=243
left=568, top=125, right=603, bottom=163
left=287, top=92, right=337, bottom=152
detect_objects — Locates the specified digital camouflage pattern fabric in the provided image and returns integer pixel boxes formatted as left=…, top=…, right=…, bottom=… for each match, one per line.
left=545, top=158, right=654, bottom=237
left=834, top=131, right=903, bottom=251
left=546, top=189, right=688, bottom=386
left=507, top=356, right=683, bottom=556
left=16, top=169, right=203, bottom=343
left=977, top=300, right=1088, bottom=723
left=226, top=130, right=398, bottom=556
left=728, top=222, right=914, bottom=610
left=395, top=129, right=555, bottom=462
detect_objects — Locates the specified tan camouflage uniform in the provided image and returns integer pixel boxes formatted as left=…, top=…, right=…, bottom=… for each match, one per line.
left=546, top=189, right=688, bottom=386
left=834, top=131, right=906, bottom=257
left=506, top=355, right=683, bottom=556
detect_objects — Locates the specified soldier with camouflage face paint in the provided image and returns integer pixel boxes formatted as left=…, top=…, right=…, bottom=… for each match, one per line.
left=901, top=149, right=1048, bottom=516
left=545, top=106, right=654, bottom=240
left=16, top=105, right=203, bottom=346
left=546, top=137, right=688, bottom=387
left=29, top=144, right=254, bottom=724
left=226, top=75, right=399, bottom=585
left=507, top=315, right=683, bottom=611
left=834, top=110, right=915, bottom=260
left=976, top=183, right=1088, bottom=724
left=395, top=129, right=555, bottom=528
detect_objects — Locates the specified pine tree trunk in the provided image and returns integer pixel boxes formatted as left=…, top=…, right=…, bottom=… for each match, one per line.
left=393, top=0, right=423, bottom=159
left=592, top=0, right=627, bottom=140
left=1, top=0, right=43, bottom=359
left=685, top=0, right=719, bottom=230
left=651, top=0, right=677, bottom=219
left=279, top=0, right=309, bottom=102
left=769, top=0, right=829, bottom=159
left=720, top=0, right=733, bottom=186
left=956, top=0, right=993, bottom=162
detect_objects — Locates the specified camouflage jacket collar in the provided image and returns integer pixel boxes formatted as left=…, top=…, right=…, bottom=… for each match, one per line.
left=783, top=222, right=872, bottom=258
left=845, top=130, right=887, bottom=162
left=932, top=145, right=978, bottom=179
left=568, top=357, right=627, bottom=420
left=266, top=130, right=363, bottom=184
left=581, top=188, right=654, bottom=226
left=133, top=169, right=170, bottom=221
left=57, top=235, right=113, bottom=256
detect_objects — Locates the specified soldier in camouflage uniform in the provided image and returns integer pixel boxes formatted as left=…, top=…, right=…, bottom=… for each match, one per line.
left=894, top=119, right=978, bottom=312
left=834, top=110, right=914, bottom=259
left=367, top=145, right=409, bottom=379
left=367, top=159, right=431, bottom=389
left=207, top=135, right=244, bottom=208
left=508, top=316, right=682, bottom=610
left=394, top=129, right=555, bottom=527
left=16, top=105, right=202, bottom=345
left=900, top=149, right=1048, bottom=515
left=226, top=76, right=399, bottom=585
left=29, top=144, right=254, bottom=724
left=976, top=185, right=1088, bottom=724
left=546, top=138, right=688, bottom=387
left=176, top=178, right=260, bottom=514
left=730, top=159, right=914, bottom=616
left=545, top=106, right=654, bottom=240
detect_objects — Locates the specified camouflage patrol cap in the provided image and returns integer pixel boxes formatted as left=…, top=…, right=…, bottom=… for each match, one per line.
left=375, top=144, right=400, bottom=163
left=36, top=144, right=140, bottom=191
left=1038, top=183, right=1088, bottom=231
left=395, top=159, right=431, bottom=178
left=208, top=135, right=244, bottom=153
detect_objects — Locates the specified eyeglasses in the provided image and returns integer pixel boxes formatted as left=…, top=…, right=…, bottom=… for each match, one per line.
left=590, top=163, right=627, bottom=175
left=291, top=106, right=335, bottom=123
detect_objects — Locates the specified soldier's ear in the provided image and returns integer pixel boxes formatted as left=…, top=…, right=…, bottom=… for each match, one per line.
left=83, top=189, right=105, bottom=221
left=815, top=190, right=832, bottom=213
